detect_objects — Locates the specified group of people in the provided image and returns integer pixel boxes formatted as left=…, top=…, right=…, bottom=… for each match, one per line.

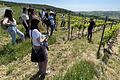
left=39, top=8, right=56, bottom=36
left=0, top=6, right=95, bottom=79
left=1, top=6, right=55, bottom=78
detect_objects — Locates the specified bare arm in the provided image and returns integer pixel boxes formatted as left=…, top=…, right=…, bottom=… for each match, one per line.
left=36, top=37, right=47, bottom=43
left=23, top=19, right=28, bottom=27
left=3, top=18, right=16, bottom=26
left=21, top=14, right=28, bottom=27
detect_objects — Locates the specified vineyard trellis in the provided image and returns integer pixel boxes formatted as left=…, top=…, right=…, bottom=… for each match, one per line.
left=62, top=14, right=120, bottom=59
left=97, top=16, right=108, bottom=59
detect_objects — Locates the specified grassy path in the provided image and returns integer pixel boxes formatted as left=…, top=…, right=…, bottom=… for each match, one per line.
left=0, top=28, right=103, bottom=80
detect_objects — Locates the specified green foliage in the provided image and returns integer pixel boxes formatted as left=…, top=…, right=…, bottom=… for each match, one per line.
left=48, top=36, right=57, bottom=45
left=103, top=24, right=120, bottom=45
left=54, top=60, right=96, bottom=80
left=11, top=6, right=22, bottom=24
left=0, top=39, right=31, bottom=65
left=84, top=23, right=89, bottom=28
left=0, top=27, right=8, bottom=37
left=0, top=43, right=16, bottom=65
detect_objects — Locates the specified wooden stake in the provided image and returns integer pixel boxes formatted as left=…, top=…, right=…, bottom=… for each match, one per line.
left=68, top=12, right=70, bottom=40
left=97, top=16, right=108, bottom=59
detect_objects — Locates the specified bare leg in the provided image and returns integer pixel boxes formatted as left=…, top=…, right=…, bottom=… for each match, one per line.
left=41, top=49, right=48, bottom=74
left=38, top=62, right=42, bottom=73
left=41, top=59, right=48, bottom=74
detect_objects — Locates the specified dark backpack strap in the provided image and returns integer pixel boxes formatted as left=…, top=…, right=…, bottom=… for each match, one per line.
left=31, top=30, right=33, bottom=46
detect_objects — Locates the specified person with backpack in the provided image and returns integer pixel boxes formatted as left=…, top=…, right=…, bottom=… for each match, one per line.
left=48, top=11, right=55, bottom=36
left=29, top=16, right=49, bottom=77
left=29, top=8, right=39, bottom=31
left=21, top=7, right=29, bottom=37
left=52, top=9, right=57, bottom=31
left=40, top=8, right=46, bottom=25
left=87, top=18, right=95, bottom=42
left=39, top=8, right=50, bottom=34
left=2, top=9, right=25, bottom=45
left=44, top=9, right=50, bottom=35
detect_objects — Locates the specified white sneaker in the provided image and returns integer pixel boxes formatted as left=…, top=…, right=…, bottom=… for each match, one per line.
left=46, top=70, right=51, bottom=74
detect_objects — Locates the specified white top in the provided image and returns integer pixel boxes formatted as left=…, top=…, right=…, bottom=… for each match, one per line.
left=41, top=11, right=46, bottom=19
left=2, top=17, right=16, bottom=26
left=21, top=13, right=29, bottom=21
left=29, top=29, right=43, bottom=46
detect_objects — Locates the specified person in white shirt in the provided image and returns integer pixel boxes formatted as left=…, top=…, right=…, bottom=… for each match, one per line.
left=21, top=7, right=29, bottom=37
left=29, top=17, right=49, bottom=77
left=39, top=8, right=46, bottom=25
left=2, top=9, right=25, bottom=44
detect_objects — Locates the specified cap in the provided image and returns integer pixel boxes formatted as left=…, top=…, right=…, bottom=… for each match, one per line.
left=50, top=11, right=54, bottom=14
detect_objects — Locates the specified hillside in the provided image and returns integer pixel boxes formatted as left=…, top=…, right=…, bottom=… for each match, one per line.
left=80, top=11, right=120, bottom=20
left=0, top=1, right=73, bottom=13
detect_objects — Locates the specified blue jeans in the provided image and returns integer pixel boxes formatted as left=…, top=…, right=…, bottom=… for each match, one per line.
left=50, top=24, right=55, bottom=36
left=7, top=25, right=25, bottom=44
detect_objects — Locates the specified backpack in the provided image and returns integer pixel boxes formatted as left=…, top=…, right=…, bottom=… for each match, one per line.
left=0, top=19, right=9, bottom=30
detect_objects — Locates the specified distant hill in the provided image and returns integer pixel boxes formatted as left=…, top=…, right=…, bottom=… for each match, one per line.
left=79, top=11, right=120, bottom=20
left=0, top=1, right=73, bottom=13
left=0, top=1, right=120, bottom=21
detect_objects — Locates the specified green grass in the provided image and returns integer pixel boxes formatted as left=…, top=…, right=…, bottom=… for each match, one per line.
left=0, top=4, right=5, bottom=8
left=0, top=39, right=31, bottom=65
left=48, top=36, right=57, bottom=45
left=54, top=60, right=96, bottom=80
left=0, top=25, right=58, bottom=65
left=0, top=27, right=9, bottom=37
left=0, top=27, right=10, bottom=46
left=11, top=5, right=22, bottom=24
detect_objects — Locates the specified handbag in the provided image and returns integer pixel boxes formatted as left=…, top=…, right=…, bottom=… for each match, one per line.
left=31, top=46, right=45, bottom=62
left=31, top=30, right=45, bottom=62
left=0, top=19, right=9, bottom=30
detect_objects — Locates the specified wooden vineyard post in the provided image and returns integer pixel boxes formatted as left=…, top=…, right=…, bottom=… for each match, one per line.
left=97, top=16, right=108, bottom=59
left=55, top=11, right=57, bottom=31
left=71, top=27, right=73, bottom=39
left=78, top=25, right=81, bottom=38
left=78, top=13, right=81, bottom=38
left=68, top=12, right=70, bottom=40
left=82, top=16, right=86, bottom=37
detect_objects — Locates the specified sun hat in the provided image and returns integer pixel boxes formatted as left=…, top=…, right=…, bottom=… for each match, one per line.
left=49, top=11, right=54, bottom=14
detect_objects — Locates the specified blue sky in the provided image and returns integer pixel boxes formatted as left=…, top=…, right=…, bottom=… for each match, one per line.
left=2, top=0, right=120, bottom=11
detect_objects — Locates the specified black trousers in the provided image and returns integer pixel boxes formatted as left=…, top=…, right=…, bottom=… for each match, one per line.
left=87, top=29, right=93, bottom=41
left=50, top=25, right=55, bottom=36
left=22, top=20, right=29, bottom=37
left=60, top=20, right=65, bottom=27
